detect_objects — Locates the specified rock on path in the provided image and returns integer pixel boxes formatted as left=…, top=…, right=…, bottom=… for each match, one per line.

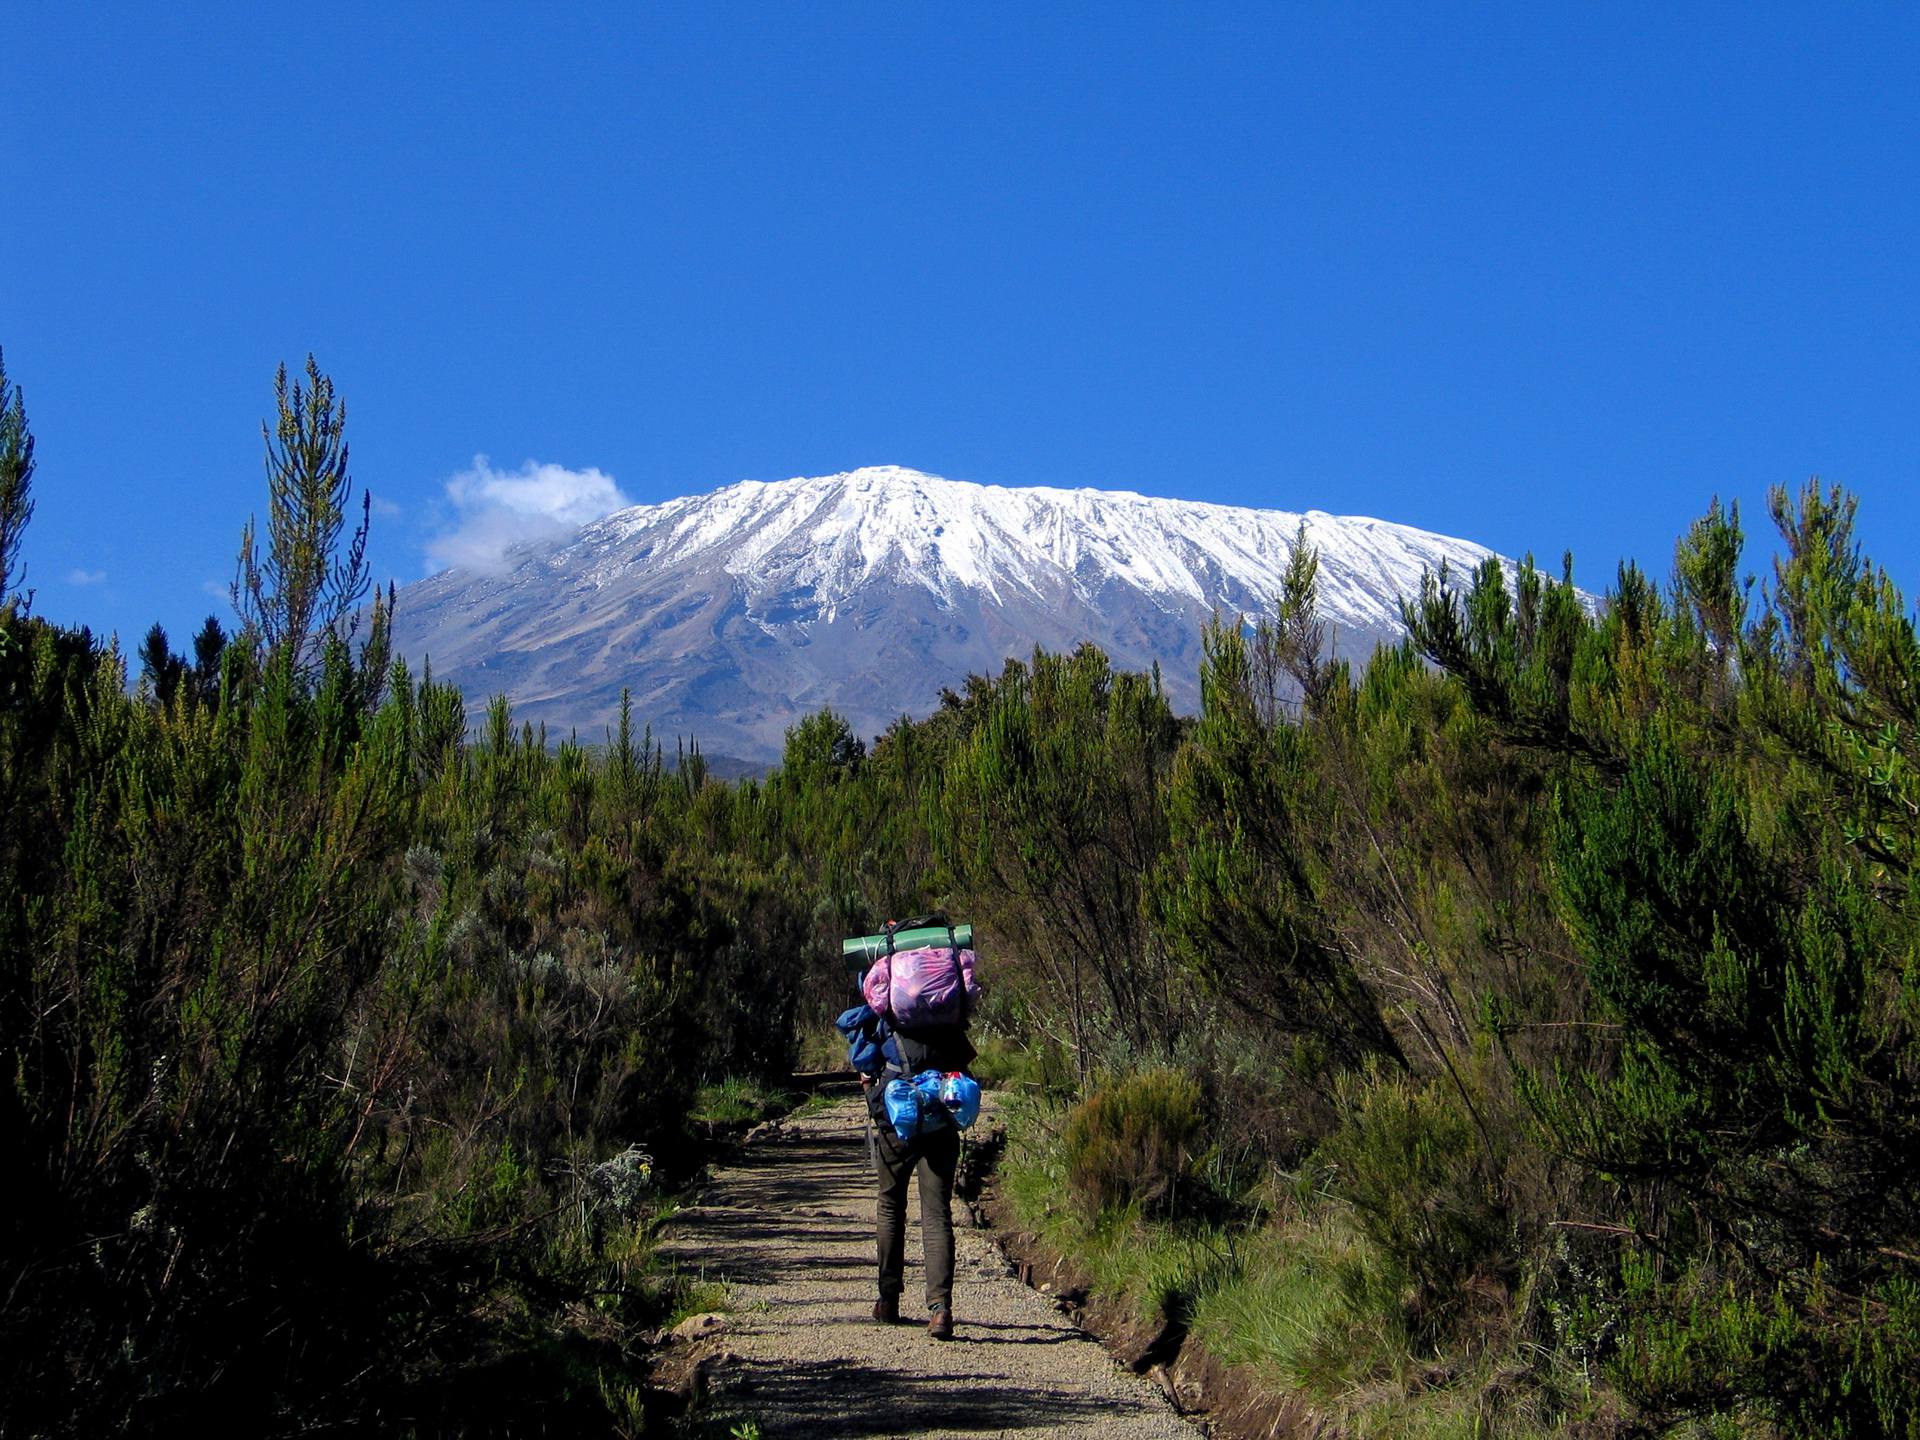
left=658, top=1095, right=1203, bottom=1440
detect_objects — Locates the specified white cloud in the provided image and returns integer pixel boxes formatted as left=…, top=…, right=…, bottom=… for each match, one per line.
left=67, top=568, right=107, bottom=586
left=426, top=456, right=630, bottom=574
left=202, top=579, right=230, bottom=601
left=370, top=495, right=403, bottom=519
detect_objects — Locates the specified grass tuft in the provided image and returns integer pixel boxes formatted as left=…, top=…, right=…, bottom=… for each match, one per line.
left=689, top=1075, right=798, bottom=1127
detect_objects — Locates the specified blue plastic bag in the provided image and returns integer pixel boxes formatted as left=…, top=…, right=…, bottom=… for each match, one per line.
left=939, top=1072, right=982, bottom=1128
left=908, top=1069, right=981, bottom=1131
left=883, top=1077, right=923, bottom=1141
left=880, top=1067, right=983, bottom=1143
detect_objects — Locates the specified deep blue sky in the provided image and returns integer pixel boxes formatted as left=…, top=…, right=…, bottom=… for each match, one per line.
left=6, top=4, right=1917, bottom=649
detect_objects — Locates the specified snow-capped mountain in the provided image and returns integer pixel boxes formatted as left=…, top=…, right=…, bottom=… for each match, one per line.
left=389, top=465, right=1503, bottom=764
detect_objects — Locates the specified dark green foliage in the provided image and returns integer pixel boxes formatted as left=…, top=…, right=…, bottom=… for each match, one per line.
left=1403, top=482, right=1920, bottom=1434
left=937, top=646, right=1184, bottom=1063
left=233, top=355, right=392, bottom=684
left=137, top=620, right=187, bottom=705
left=189, top=613, right=227, bottom=705
left=1155, top=619, right=1402, bottom=1072
left=0, top=346, right=33, bottom=600
left=781, top=707, right=866, bottom=784
left=2, top=622, right=415, bottom=1430
left=0, top=355, right=824, bottom=1435
left=1537, top=730, right=1880, bottom=1181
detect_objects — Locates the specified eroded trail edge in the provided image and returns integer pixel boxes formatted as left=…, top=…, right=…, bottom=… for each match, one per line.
left=657, top=1095, right=1202, bottom=1440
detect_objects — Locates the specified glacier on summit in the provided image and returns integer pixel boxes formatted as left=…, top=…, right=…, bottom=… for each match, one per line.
left=390, top=465, right=1506, bottom=764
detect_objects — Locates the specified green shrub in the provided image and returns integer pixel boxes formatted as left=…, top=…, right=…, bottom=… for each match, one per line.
left=1062, top=1067, right=1207, bottom=1222
left=1313, top=1071, right=1506, bottom=1335
left=1601, top=1249, right=1920, bottom=1440
left=970, top=1029, right=1075, bottom=1095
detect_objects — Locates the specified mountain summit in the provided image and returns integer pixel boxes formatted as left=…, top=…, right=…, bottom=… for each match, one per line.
left=389, top=465, right=1502, bottom=763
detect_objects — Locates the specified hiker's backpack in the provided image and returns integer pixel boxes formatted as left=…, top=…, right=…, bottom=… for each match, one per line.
left=861, top=922, right=981, bottom=1030
left=882, top=1069, right=984, bottom=1142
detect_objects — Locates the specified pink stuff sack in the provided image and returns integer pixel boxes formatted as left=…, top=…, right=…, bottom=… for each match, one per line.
left=862, top=945, right=981, bottom=1029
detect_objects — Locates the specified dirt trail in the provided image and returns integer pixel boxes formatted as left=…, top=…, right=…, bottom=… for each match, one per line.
left=658, top=1094, right=1202, bottom=1440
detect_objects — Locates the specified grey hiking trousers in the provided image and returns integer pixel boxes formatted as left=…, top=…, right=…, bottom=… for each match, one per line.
left=873, top=1119, right=960, bottom=1313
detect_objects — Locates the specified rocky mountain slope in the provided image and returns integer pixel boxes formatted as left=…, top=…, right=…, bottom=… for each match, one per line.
left=388, top=466, right=1504, bottom=764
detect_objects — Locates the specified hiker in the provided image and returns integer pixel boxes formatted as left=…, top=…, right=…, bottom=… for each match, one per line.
left=844, top=922, right=984, bottom=1340
left=861, top=1022, right=975, bottom=1339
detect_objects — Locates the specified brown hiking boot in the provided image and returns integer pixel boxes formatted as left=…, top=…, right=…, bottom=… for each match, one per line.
left=928, top=1306, right=954, bottom=1340
left=872, top=1295, right=900, bottom=1324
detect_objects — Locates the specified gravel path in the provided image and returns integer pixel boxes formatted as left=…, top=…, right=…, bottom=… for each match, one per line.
left=658, top=1095, right=1203, bottom=1439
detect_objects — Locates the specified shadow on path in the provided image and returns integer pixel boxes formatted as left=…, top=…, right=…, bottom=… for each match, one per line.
left=727, top=1356, right=1137, bottom=1437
